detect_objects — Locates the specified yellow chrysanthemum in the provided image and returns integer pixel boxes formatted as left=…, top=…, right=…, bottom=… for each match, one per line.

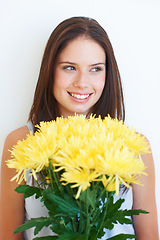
left=7, top=115, right=149, bottom=197
left=54, top=130, right=146, bottom=196
left=103, top=116, right=150, bottom=154
left=7, top=124, right=58, bottom=183
left=61, top=168, right=100, bottom=199
left=101, top=175, right=117, bottom=192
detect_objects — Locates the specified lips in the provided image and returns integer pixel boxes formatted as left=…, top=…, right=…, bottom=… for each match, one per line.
left=68, top=92, right=92, bottom=100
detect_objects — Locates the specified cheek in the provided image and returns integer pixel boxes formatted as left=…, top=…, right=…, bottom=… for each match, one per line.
left=54, top=70, right=61, bottom=86
left=54, top=70, right=72, bottom=89
left=96, top=76, right=106, bottom=93
left=53, top=71, right=65, bottom=92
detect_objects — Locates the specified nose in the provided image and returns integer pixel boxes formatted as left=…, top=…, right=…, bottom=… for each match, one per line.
left=73, top=72, right=89, bottom=89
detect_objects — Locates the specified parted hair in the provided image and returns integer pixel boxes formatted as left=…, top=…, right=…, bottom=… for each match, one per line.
left=28, top=16, right=125, bottom=130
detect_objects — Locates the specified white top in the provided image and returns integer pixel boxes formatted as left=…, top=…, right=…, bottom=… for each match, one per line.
left=23, top=171, right=56, bottom=239
left=23, top=122, right=135, bottom=239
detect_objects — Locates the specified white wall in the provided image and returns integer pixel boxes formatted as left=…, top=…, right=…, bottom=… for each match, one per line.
left=0, top=0, right=160, bottom=235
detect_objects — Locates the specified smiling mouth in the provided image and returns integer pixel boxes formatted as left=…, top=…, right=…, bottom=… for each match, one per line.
left=68, top=92, right=92, bottom=99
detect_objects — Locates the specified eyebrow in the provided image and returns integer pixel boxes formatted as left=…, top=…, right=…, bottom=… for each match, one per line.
left=58, top=61, right=105, bottom=66
left=90, top=63, right=105, bottom=66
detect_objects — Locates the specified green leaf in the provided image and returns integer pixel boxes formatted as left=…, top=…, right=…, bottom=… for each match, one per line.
left=57, top=232, right=87, bottom=240
left=107, top=233, right=136, bottom=240
left=102, top=220, right=114, bottom=230
left=88, top=228, right=100, bottom=240
left=122, top=209, right=149, bottom=216
left=89, top=227, right=106, bottom=240
left=49, top=220, right=69, bottom=235
left=15, top=185, right=42, bottom=199
left=41, top=196, right=58, bottom=215
left=42, top=189, right=83, bottom=217
left=87, top=188, right=97, bottom=209
left=102, top=211, right=131, bottom=230
left=78, top=212, right=86, bottom=233
left=117, top=216, right=132, bottom=225
left=33, top=237, right=58, bottom=240
left=14, top=217, right=51, bottom=235
left=79, top=187, right=97, bottom=210
left=63, top=193, right=80, bottom=208
left=107, top=197, right=125, bottom=215
left=50, top=223, right=61, bottom=233
left=109, top=208, right=148, bottom=226
left=101, top=207, right=148, bottom=233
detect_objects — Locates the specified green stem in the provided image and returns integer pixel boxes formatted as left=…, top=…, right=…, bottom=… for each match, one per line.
left=95, top=191, right=109, bottom=240
left=35, top=179, right=42, bottom=190
left=71, top=217, right=77, bottom=232
left=40, top=171, right=47, bottom=189
left=53, top=170, right=61, bottom=191
left=48, top=159, right=62, bottom=193
left=85, top=188, right=90, bottom=239
left=95, top=184, right=108, bottom=206
left=48, top=166, right=55, bottom=191
left=91, top=208, right=101, bottom=227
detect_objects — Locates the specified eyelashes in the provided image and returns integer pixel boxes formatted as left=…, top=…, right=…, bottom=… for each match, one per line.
left=62, top=65, right=103, bottom=72
left=63, top=66, right=76, bottom=71
left=91, top=67, right=103, bottom=72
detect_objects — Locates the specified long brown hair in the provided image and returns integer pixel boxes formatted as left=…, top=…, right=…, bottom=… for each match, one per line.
left=28, top=17, right=125, bottom=130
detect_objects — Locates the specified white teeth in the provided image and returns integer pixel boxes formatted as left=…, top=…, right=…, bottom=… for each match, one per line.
left=70, top=93, right=90, bottom=99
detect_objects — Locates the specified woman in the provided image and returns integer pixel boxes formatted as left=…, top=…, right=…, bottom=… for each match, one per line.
left=0, top=16, right=159, bottom=239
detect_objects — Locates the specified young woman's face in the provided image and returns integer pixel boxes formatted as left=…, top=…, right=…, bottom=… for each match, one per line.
left=53, top=36, right=106, bottom=118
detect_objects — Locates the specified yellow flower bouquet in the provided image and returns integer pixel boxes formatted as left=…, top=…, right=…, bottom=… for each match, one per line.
left=7, top=115, right=149, bottom=240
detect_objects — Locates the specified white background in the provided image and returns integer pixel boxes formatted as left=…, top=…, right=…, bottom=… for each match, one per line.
left=0, top=0, right=160, bottom=236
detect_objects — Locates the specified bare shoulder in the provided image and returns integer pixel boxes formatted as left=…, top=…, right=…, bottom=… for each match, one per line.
left=136, top=131, right=152, bottom=154
left=3, top=125, right=29, bottom=151
left=133, top=132, right=155, bottom=202
left=0, top=126, right=29, bottom=239
left=1, top=125, right=30, bottom=183
left=1, top=125, right=30, bottom=167
left=136, top=131, right=150, bottom=142
left=5, top=125, right=30, bottom=144
left=1, top=125, right=30, bottom=196
left=135, top=132, right=154, bottom=179
left=132, top=133, right=159, bottom=238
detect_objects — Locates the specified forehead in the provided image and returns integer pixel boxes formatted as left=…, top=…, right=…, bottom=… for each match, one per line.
left=57, top=36, right=106, bottom=62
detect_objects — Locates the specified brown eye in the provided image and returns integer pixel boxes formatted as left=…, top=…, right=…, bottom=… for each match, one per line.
left=91, top=67, right=103, bottom=72
left=63, top=66, right=76, bottom=71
